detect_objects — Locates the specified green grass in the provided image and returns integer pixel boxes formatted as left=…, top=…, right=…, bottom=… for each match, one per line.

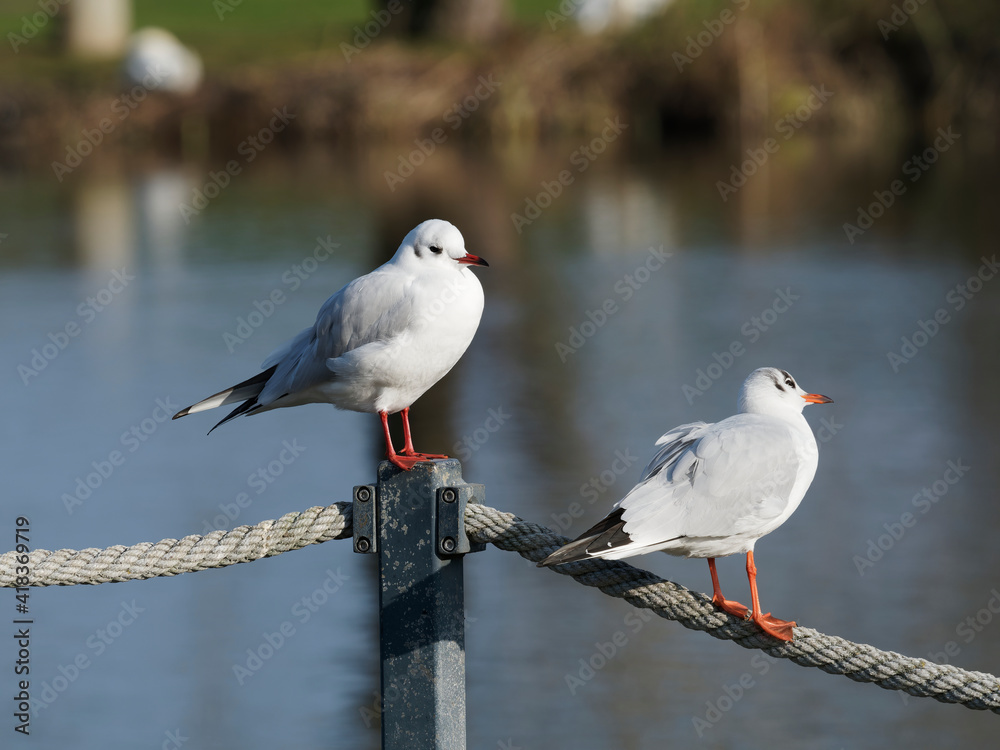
left=1, top=0, right=372, bottom=74
left=132, top=0, right=371, bottom=66
left=0, top=0, right=561, bottom=81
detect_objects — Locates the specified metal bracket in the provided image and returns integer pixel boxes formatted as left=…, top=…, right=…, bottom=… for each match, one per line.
left=352, top=484, right=376, bottom=554
left=435, top=484, right=486, bottom=558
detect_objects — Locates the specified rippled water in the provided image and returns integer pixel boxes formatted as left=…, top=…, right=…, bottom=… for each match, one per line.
left=2, top=143, right=999, bottom=749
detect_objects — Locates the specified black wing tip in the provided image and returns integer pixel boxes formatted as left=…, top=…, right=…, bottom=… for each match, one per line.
left=537, top=508, right=631, bottom=568
left=207, top=398, right=261, bottom=434
left=537, top=554, right=574, bottom=568
left=173, top=365, right=278, bottom=427
left=537, top=551, right=585, bottom=568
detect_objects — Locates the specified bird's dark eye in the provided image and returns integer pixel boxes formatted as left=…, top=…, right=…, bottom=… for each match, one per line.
left=429, top=245, right=443, bottom=254
left=785, top=377, right=795, bottom=388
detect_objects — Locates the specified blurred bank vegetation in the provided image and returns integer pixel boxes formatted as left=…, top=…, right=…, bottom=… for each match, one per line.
left=0, top=0, right=998, bottom=165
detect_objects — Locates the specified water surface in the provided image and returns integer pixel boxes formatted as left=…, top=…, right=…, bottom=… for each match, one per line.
left=2, top=143, right=999, bottom=749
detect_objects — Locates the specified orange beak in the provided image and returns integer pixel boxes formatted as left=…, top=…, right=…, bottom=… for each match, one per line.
left=458, top=253, right=489, bottom=267
left=802, top=393, right=833, bottom=405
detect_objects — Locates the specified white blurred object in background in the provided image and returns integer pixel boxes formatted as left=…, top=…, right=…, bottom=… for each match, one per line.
left=575, top=0, right=673, bottom=33
left=122, top=28, right=203, bottom=95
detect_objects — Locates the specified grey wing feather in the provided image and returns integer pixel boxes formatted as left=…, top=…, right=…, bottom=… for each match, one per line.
left=537, top=423, right=709, bottom=566
left=256, top=269, right=417, bottom=406
left=177, top=264, right=421, bottom=426
left=640, top=421, right=709, bottom=480
left=618, top=415, right=802, bottom=546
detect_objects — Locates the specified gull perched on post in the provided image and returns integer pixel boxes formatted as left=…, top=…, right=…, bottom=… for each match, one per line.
left=539, top=367, right=833, bottom=641
left=173, top=219, right=489, bottom=470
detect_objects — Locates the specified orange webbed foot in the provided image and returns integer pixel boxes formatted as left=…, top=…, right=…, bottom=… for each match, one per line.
left=711, top=593, right=750, bottom=620
left=400, top=450, right=449, bottom=460
left=750, top=611, right=796, bottom=641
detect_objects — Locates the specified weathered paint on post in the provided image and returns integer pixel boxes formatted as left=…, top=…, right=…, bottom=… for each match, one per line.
left=359, top=458, right=482, bottom=750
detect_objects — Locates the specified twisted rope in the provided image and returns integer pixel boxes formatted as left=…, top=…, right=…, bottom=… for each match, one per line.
left=0, top=503, right=351, bottom=586
left=463, top=504, right=1000, bottom=714
left=2, top=501, right=998, bottom=714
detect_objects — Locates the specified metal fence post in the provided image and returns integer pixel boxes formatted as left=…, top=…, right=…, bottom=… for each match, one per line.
left=353, top=458, right=484, bottom=749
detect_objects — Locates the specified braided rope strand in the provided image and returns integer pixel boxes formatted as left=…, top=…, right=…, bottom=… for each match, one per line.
left=0, top=503, right=352, bottom=586
left=2, top=500, right=998, bottom=713
left=461, top=503, right=1000, bottom=714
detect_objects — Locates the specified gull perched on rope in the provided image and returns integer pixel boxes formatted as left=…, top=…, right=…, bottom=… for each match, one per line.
left=173, top=219, right=489, bottom=470
left=539, top=367, right=833, bottom=641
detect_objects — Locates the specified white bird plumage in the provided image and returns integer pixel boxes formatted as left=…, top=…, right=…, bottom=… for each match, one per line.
left=539, top=367, right=833, bottom=641
left=173, top=219, right=489, bottom=470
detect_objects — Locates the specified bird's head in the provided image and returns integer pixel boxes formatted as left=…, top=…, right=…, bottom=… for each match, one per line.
left=737, top=367, right=832, bottom=417
left=396, top=219, right=488, bottom=271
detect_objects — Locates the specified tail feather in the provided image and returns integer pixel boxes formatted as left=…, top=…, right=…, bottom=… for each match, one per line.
left=537, top=508, right=632, bottom=567
left=173, top=366, right=278, bottom=420
left=207, top=398, right=262, bottom=434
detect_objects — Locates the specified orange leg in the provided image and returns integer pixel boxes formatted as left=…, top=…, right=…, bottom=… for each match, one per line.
left=399, top=407, right=447, bottom=460
left=708, top=558, right=749, bottom=619
left=380, top=411, right=420, bottom=471
left=380, top=410, right=447, bottom=471
left=744, top=550, right=796, bottom=641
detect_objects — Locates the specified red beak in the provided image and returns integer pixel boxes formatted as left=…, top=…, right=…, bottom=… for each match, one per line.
left=802, top=393, right=833, bottom=405
left=458, top=253, right=489, bottom=267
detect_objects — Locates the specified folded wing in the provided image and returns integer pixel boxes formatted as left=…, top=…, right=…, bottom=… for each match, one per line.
left=255, top=268, right=419, bottom=407
left=539, top=415, right=803, bottom=565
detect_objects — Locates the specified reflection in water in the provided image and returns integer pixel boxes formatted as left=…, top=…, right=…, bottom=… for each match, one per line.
left=72, top=177, right=134, bottom=272
left=135, top=170, right=195, bottom=271
left=2, top=141, right=999, bottom=750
